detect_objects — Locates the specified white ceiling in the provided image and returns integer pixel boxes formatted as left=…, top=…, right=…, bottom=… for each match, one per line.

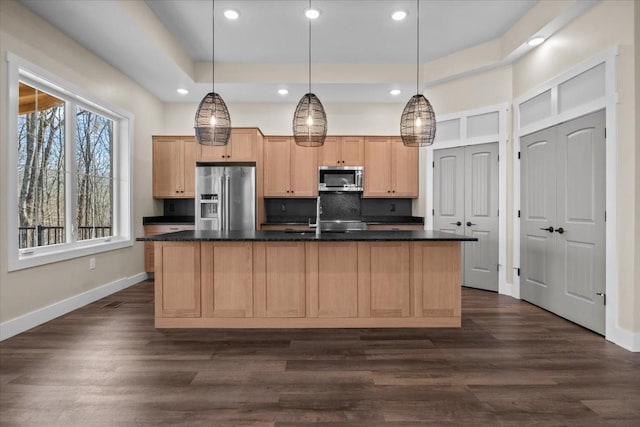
left=19, top=0, right=552, bottom=104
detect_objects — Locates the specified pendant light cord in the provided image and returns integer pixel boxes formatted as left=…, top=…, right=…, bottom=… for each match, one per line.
left=211, top=0, right=216, bottom=93
left=308, top=0, right=312, bottom=95
left=416, top=0, right=419, bottom=95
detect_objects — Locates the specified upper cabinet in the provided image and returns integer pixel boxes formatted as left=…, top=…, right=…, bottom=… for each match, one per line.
left=264, top=136, right=318, bottom=197
left=363, top=136, right=418, bottom=198
left=198, top=128, right=258, bottom=162
left=319, top=136, right=364, bottom=166
left=152, top=136, right=196, bottom=199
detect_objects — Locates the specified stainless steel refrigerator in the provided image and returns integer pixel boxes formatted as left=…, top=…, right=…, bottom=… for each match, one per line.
left=195, top=164, right=256, bottom=231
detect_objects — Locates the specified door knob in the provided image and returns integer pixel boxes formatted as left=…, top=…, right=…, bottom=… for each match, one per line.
left=555, top=227, right=565, bottom=234
left=466, top=221, right=476, bottom=227
left=540, top=226, right=555, bottom=232
left=450, top=221, right=462, bottom=226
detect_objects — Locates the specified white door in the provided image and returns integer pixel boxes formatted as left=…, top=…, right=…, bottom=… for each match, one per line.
left=434, top=143, right=499, bottom=292
left=521, top=110, right=606, bottom=334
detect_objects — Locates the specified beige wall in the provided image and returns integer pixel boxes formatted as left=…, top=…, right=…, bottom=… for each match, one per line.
left=634, top=0, right=640, bottom=333
left=0, top=0, right=162, bottom=322
left=513, top=0, right=638, bottom=333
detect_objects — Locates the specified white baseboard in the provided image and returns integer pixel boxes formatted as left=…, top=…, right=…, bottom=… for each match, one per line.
left=0, top=272, right=148, bottom=341
left=607, top=325, right=640, bottom=352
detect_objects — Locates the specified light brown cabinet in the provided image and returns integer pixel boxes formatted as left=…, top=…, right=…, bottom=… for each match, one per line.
left=201, top=242, right=253, bottom=318
left=152, top=136, right=196, bottom=199
left=153, top=240, right=462, bottom=329
left=363, top=136, right=418, bottom=198
left=144, top=224, right=195, bottom=273
left=357, top=242, right=411, bottom=317
left=254, top=242, right=306, bottom=317
left=154, top=242, right=201, bottom=318
left=319, top=136, right=364, bottom=166
left=198, top=128, right=258, bottom=162
left=264, top=136, right=318, bottom=197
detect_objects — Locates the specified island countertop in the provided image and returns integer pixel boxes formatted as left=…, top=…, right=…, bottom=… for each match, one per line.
left=137, top=229, right=477, bottom=242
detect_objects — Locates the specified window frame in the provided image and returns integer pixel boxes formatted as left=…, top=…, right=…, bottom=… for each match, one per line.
left=6, top=52, right=134, bottom=271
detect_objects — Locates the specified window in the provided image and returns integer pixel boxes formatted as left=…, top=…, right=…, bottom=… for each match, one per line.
left=7, top=54, right=133, bottom=270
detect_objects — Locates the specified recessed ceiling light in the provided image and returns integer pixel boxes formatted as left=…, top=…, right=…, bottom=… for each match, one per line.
left=391, top=11, right=407, bottom=21
left=305, top=8, right=320, bottom=19
left=390, top=89, right=401, bottom=96
left=278, top=89, right=289, bottom=95
left=177, top=88, right=188, bottom=95
left=224, top=9, right=239, bottom=20
left=528, top=36, right=545, bottom=47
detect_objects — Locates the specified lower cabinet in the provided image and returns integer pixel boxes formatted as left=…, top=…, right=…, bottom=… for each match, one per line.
left=153, top=241, right=461, bottom=327
left=154, top=242, right=201, bottom=318
left=357, top=242, right=411, bottom=318
left=254, top=242, right=306, bottom=317
left=201, top=242, right=253, bottom=318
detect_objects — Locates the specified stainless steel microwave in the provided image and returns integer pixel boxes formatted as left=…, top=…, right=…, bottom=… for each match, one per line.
left=318, top=166, right=363, bottom=192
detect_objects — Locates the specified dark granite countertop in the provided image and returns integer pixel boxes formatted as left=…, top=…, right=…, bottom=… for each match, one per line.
left=137, top=230, right=475, bottom=242
left=143, top=216, right=195, bottom=225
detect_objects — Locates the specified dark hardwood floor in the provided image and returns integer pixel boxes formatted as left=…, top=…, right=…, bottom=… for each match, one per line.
left=1, top=280, right=639, bottom=426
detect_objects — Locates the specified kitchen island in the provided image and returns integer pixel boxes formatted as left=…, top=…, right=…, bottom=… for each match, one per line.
left=139, top=230, right=477, bottom=329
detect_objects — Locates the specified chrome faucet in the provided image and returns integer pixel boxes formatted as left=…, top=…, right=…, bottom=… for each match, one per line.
left=309, top=195, right=322, bottom=236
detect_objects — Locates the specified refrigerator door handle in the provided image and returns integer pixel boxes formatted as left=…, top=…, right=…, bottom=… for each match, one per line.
left=224, top=174, right=231, bottom=231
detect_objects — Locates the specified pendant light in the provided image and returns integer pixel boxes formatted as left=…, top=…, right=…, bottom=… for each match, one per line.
left=293, top=0, right=327, bottom=147
left=400, top=0, right=436, bottom=147
left=194, top=0, right=231, bottom=146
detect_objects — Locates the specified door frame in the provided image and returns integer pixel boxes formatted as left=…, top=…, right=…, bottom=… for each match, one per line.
left=425, top=103, right=508, bottom=295
left=512, top=47, right=620, bottom=346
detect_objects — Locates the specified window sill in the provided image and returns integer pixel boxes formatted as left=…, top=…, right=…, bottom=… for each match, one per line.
left=8, top=238, right=133, bottom=272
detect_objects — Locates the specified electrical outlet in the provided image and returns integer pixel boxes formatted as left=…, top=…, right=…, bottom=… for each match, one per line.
left=168, top=203, right=175, bottom=212
left=280, top=203, right=287, bottom=212
left=390, top=203, right=396, bottom=212
left=89, top=257, right=96, bottom=270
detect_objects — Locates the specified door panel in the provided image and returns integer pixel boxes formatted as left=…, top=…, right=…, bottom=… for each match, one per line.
left=341, top=136, right=364, bottom=166
left=464, top=143, right=499, bottom=291
left=555, top=110, right=606, bottom=334
left=363, top=137, right=392, bottom=197
left=264, top=137, right=291, bottom=196
left=521, top=127, right=557, bottom=309
left=433, top=148, right=464, bottom=235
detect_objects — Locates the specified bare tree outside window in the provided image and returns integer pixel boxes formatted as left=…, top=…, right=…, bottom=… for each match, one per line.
left=75, top=108, right=113, bottom=241
left=17, top=83, right=65, bottom=248
left=17, top=82, right=114, bottom=249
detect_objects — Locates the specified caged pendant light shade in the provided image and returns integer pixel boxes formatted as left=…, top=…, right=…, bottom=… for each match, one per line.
left=400, top=0, right=436, bottom=147
left=194, top=0, right=231, bottom=146
left=293, top=0, right=327, bottom=147
left=194, top=92, right=231, bottom=146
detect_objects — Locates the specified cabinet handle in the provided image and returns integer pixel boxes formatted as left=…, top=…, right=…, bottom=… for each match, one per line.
left=555, top=227, right=565, bottom=234
left=450, top=222, right=462, bottom=226
left=387, top=190, right=391, bottom=193
left=466, top=221, right=476, bottom=227
left=392, top=190, right=396, bottom=193
left=540, top=226, right=555, bottom=232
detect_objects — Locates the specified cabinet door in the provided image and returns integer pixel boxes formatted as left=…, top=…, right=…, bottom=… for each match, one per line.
left=254, top=242, right=306, bottom=317
left=412, top=242, right=461, bottom=319
left=341, top=136, right=364, bottom=166
left=264, top=137, right=292, bottom=196
left=182, top=137, right=196, bottom=197
left=198, top=143, right=227, bottom=162
left=154, top=242, right=201, bottom=318
left=290, top=143, right=318, bottom=197
left=316, top=243, right=358, bottom=318
left=391, top=138, right=418, bottom=197
left=153, top=137, right=182, bottom=198
left=318, top=136, right=342, bottom=166
left=357, top=242, right=410, bottom=317
left=363, top=137, right=392, bottom=197
left=201, top=242, right=253, bottom=318
left=227, top=129, right=256, bottom=161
